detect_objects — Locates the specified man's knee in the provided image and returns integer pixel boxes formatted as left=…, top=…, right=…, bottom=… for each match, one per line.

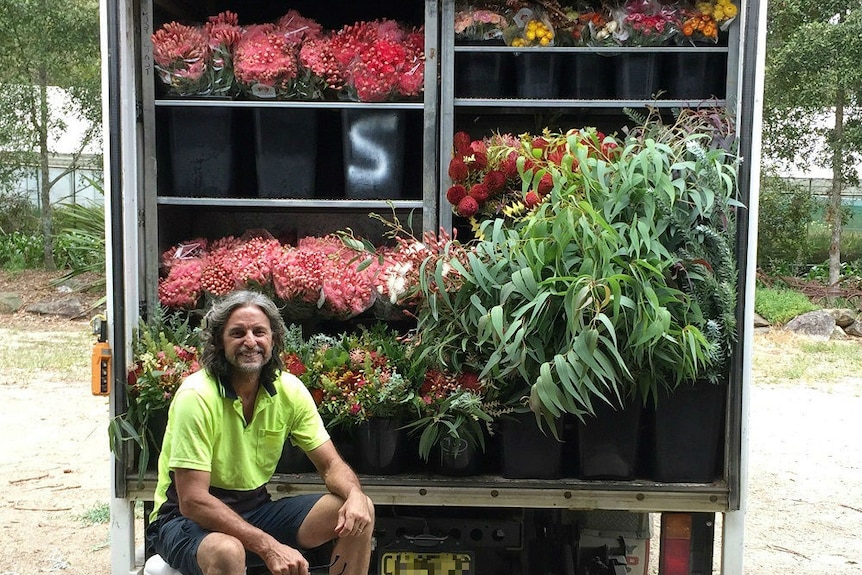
left=197, top=533, right=245, bottom=574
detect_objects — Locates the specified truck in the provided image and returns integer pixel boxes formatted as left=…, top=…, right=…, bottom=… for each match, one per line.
left=101, top=0, right=766, bottom=573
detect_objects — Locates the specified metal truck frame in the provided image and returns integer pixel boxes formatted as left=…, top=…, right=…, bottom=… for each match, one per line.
left=101, top=0, right=766, bottom=573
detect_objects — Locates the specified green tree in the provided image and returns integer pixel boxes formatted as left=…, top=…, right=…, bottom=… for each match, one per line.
left=0, top=0, right=101, bottom=270
left=764, top=1, right=862, bottom=284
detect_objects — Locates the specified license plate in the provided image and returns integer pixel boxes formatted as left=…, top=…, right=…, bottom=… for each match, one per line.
left=380, top=551, right=473, bottom=575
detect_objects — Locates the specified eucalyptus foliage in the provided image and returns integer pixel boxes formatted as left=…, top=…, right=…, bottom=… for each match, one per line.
left=416, top=116, right=740, bottom=420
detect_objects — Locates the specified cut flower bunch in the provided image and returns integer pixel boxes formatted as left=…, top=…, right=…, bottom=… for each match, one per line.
left=157, top=227, right=461, bottom=322
left=152, top=10, right=424, bottom=102
left=456, top=1, right=738, bottom=47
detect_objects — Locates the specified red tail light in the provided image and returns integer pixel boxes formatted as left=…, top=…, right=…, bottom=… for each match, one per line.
left=659, top=513, right=692, bottom=575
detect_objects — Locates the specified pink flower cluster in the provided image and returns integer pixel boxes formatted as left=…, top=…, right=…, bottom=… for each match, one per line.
left=159, top=233, right=384, bottom=320
left=314, top=19, right=425, bottom=102
left=614, top=0, right=678, bottom=46
left=152, top=11, right=243, bottom=97
left=154, top=10, right=424, bottom=102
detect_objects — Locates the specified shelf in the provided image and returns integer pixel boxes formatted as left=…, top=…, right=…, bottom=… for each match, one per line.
left=455, top=45, right=730, bottom=53
left=154, top=99, right=425, bottom=110
left=454, top=98, right=727, bottom=109
left=156, top=197, right=425, bottom=209
left=126, top=474, right=730, bottom=513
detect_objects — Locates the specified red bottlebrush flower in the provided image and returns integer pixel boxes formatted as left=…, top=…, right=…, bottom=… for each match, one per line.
left=453, top=131, right=472, bottom=157
left=482, top=170, right=506, bottom=194
left=458, top=372, right=483, bottom=393
left=448, top=157, right=469, bottom=183
left=446, top=184, right=468, bottom=205
left=524, top=190, right=542, bottom=208
left=456, top=195, right=479, bottom=218
left=537, top=173, right=554, bottom=196
left=469, top=183, right=490, bottom=204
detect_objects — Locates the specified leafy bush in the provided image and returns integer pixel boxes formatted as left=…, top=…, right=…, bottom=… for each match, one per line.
left=754, top=286, right=819, bottom=324
left=757, top=174, right=817, bottom=274
left=52, top=201, right=105, bottom=290
left=0, top=232, right=44, bottom=270
left=0, top=191, right=39, bottom=235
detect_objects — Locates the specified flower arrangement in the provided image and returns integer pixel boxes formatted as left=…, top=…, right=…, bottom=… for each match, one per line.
left=110, top=308, right=201, bottom=480
left=324, top=19, right=426, bottom=102
left=151, top=21, right=210, bottom=96
left=158, top=233, right=378, bottom=320
left=445, top=127, right=622, bottom=226
left=296, top=325, right=417, bottom=429
left=506, top=6, right=557, bottom=47
left=677, top=0, right=737, bottom=43
left=454, top=5, right=512, bottom=42
left=204, top=11, right=243, bottom=97
left=612, top=0, right=677, bottom=46
left=402, top=367, right=495, bottom=461
left=233, top=24, right=300, bottom=99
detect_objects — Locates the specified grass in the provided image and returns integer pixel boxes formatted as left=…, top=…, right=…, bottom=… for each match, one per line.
left=754, top=286, right=820, bottom=325
left=751, top=330, right=862, bottom=392
left=77, top=502, right=110, bottom=525
left=0, top=328, right=90, bottom=380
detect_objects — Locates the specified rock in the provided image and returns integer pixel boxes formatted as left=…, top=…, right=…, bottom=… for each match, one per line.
left=25, top=295, right=86, bottom=318
left=845, top=321, right=862, bottom=338
left=784, top=310, right=836, bottom=340
left=0, top=292, right=23, bottom=314
left=831, top=325, right=848, bottom=340
left=753, top=313, right=770, bottom=328
left=823, top=308, right=858, bottom=328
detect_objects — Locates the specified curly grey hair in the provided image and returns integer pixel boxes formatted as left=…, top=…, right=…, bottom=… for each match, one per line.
left=200, top=290, right=286, bottom=388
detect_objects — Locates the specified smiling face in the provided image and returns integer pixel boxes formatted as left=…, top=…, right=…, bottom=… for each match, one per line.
left=221, top=305, right=273, bottom=375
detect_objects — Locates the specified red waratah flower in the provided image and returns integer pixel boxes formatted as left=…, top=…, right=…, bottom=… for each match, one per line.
left=537, top=173, right=554, bottom=196
left=448, top=157, right=469, bottom=182
left=446, top=184, right=468, bottom=205
left=456, top=195, right=479, bottom=218
left=524, top=190, right=542, bottom=208
left=482, top=170, right=506, bottom=193
left=468, top=150, right=488, bottom=170
left=453, top=132, right=472, bottom=157
left=469, top=183, right=490, bottom=203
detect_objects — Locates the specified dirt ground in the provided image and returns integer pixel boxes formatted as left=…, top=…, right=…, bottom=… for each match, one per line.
left=0, top=270, right=860, bottom=575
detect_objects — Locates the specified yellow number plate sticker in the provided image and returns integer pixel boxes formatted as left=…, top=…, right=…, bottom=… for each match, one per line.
left=380, top=551, right=473, bottom=575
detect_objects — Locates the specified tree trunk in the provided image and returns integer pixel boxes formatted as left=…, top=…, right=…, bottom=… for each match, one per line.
left=827, top=91, right=845, bottom=286
left=38, top=69, right=56, bottom=271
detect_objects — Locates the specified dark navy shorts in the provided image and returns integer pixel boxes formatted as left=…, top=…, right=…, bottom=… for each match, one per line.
left=146, top=494, right=323, bottom=575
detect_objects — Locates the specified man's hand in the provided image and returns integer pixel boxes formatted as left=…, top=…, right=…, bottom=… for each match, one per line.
left=334, top=491, right=374, bottom=538
left=259, top=542, right=310, bottom=575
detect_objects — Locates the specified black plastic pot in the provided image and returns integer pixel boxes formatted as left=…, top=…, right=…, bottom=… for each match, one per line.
left=254, top=108, right=317, bottom=198
left=514, top=52, right=561, bottom=99
left=168, top=107, right=235, bottom=197
left=578, top=398, right=642, bottom=480
left=560, top=53, right=615, bottom=99
left=500, top=412, right=563, bottom=479
left=653, top=380, right=726, bottom=482
left=455, top=41, right=513, bottom=98
left=615, top=52, right=660, bottom=100
left=341, top=109, right=406, bottom=199
left=355, top=418, right=404, bottom=475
